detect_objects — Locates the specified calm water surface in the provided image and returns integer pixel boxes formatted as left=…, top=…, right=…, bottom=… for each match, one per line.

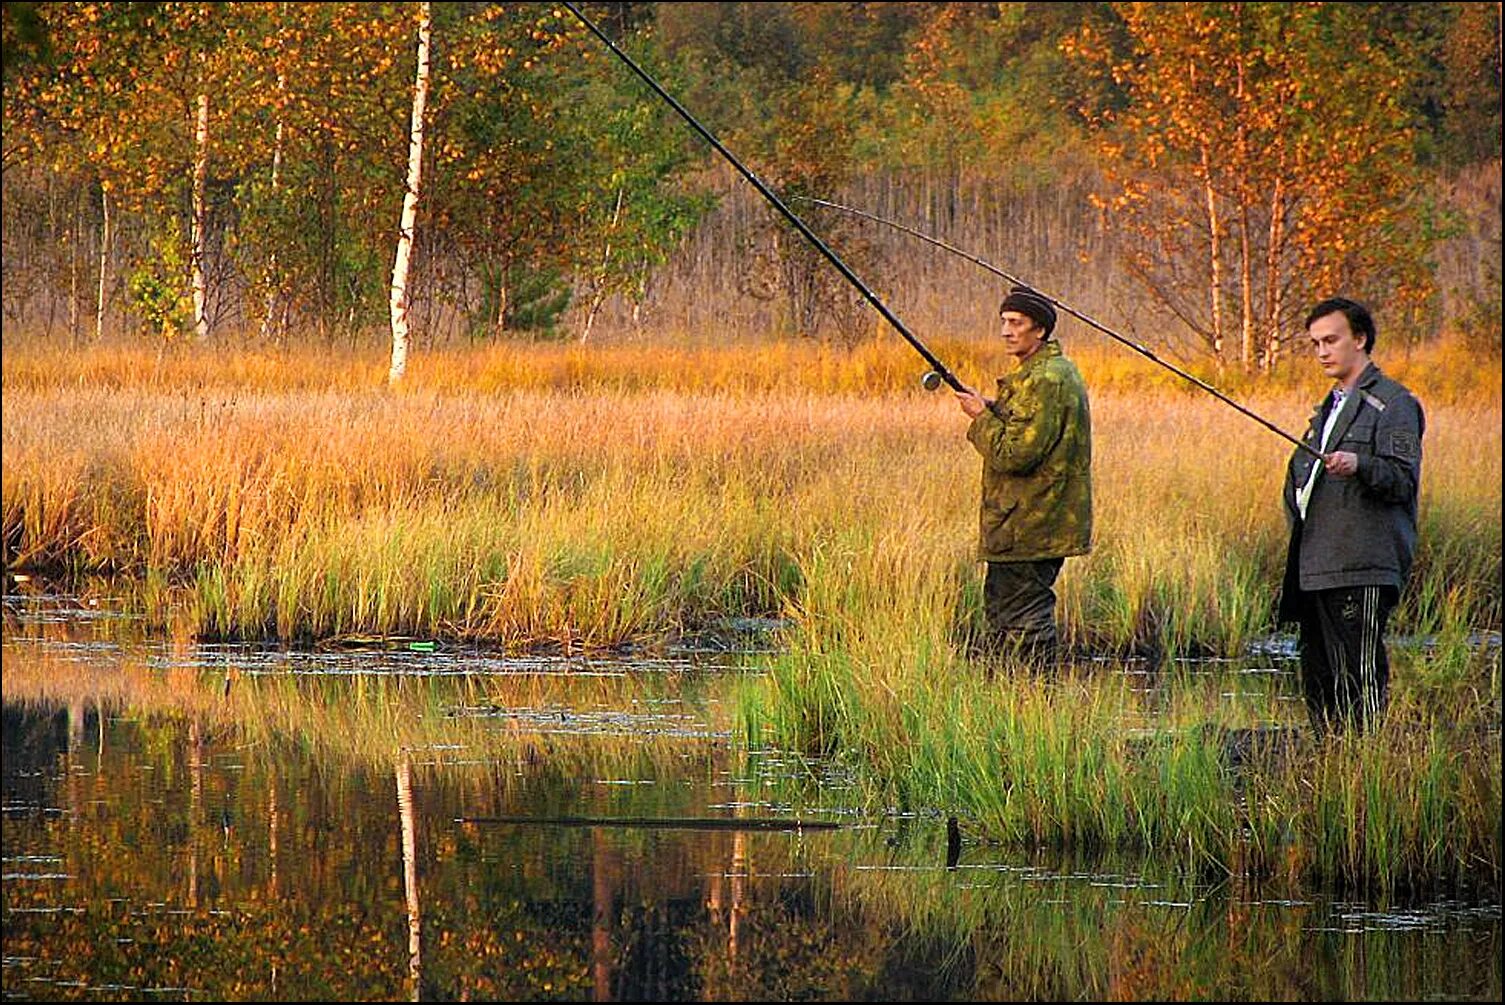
left=2, top=592, right=1500, bottom=1001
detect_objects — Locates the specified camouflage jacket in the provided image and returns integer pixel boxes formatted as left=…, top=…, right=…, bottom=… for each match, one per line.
left=967, top=340, right=1093, bottom=562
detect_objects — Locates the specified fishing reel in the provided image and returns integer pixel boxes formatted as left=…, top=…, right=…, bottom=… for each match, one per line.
left=920, top=371, right=943, bottom=391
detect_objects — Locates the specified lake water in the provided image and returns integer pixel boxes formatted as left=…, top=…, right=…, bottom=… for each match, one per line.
left=2, top=590, right=1500, bottom=1001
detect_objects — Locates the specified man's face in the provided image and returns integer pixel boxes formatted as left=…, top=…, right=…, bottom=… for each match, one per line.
left=1000, top=311, right=1046, bottom=361
left=1307, top=311, right=1368, bottom=385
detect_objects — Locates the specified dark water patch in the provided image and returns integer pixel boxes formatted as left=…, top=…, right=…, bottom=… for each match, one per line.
left=2, top=587, right=140, bottom=629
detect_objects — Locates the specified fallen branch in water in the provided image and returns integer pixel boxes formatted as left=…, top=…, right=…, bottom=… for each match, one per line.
left=457, top=814, right=840, bottom=832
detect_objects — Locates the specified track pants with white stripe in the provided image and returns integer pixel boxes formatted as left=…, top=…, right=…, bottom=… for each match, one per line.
left=1293, top=585, right=1396, bottom=736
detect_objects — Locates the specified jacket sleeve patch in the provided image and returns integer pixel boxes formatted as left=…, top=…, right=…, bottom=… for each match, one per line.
left=1387, top=429, right=1419, bottom=460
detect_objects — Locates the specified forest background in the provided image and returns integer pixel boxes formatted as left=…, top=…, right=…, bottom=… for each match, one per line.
left=2, top=1, right=1500, bottom=369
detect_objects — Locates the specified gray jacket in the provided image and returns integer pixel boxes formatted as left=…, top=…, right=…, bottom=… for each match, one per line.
left=1279, top=362, right=1423, bottom=618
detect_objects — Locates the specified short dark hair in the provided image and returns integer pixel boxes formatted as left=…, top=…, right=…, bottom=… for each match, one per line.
left=1306, top=297, right=1375, bottom=353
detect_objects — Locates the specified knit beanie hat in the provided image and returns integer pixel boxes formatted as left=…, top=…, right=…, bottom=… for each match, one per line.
left=999, top=286, right=1057, bottom=338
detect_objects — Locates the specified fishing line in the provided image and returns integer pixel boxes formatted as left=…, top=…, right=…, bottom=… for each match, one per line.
left=793, top=196, right=1321, bottom=460
left=560, top=1, right=966, bottom=392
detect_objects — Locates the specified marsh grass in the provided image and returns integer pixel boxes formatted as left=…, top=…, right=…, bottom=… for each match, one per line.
left=3, top=335, right=1499, bottom=890
left=741, top=639, right=1499, bottom=893
left=5, top=339, right=1496, bottom=652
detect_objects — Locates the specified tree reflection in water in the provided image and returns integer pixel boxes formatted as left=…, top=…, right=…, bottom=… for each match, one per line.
left=1, top=640, right=1500, bottom=1001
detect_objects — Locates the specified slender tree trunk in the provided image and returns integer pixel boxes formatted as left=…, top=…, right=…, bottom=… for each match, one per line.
left=494, top=253, right=510, bottom=337
left=192, top=90, right=210, bottom=340
left=42, top=178, right=57, bottom=337
left=1235, top=58, right=1255, bottom=370
left=261, top=72, right=286, bottom=343
left=1262, top=176, right=1286, bottom=370
left=69, top=189, right=80, bottom=344
left=1238, top=196, right=1254, bottom=370
left=1199, top=141, right=1224, bottom=361
left=388, top=1, right=432, bottom=386
left=94, top=186, right=111, bottom=342
left=581, top=187, right=625, bottom=342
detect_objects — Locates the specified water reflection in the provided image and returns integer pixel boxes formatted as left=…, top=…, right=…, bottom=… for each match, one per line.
left=2, top=618, right=1501, bottom=1000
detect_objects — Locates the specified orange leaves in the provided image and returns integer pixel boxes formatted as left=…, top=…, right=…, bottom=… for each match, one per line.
left=1064, top=2, right=1437, bottom=363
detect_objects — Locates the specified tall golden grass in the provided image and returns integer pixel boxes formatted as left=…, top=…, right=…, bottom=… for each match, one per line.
left=4, top=335, right=1498, bottom=651
left=3, top=334, right=1499, bottom=890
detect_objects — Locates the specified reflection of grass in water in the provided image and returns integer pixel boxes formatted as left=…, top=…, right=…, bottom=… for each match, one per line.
left=0, top=645, right=740, bottom=802
left=3, top=639, right=1499, bottom=997
left=8, top=613, right=1497, bottom=894
left=812, top=830, right=1497, bottom=1001
left=4, top=610, right=1498, bottom=893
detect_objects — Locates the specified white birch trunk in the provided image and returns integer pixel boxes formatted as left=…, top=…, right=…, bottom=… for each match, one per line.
left=260, top=76, right=286, bottom=343
left=1262, top=176, right=1286, bottom=370
left=1234, top=59, right=1254, bottom=370
left=69, top=193, right=80, bottom=343
left=1239, top=196, right=1254, bottom=370
left=581, top=187, right=625, bottom=342
left=388, top=2, right=432, bottom=387
left=1199, top=142, right=1224, bottom=361
left=94, top=186, right=111, bottom=341
left=191, top=90, right=210, bottom=339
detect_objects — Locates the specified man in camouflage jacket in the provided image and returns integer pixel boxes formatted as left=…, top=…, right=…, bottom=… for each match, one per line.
left=1279, top=297, right=1423, bottom=735
left=957, top=286, right=1093, bottom=666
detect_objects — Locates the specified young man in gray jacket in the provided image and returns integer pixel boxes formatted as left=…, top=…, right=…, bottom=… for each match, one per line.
left=1279, top=298, right=1424, bottom=735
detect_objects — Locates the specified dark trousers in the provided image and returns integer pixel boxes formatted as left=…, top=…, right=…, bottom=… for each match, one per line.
left=1293, top=585, right=1396, bottom=736
left=983, top=558, right=1065, bottom=664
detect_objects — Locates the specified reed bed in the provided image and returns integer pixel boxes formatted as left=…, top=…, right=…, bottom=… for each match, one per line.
left=738, top=635, right=1500, bottom=893
left=4, top=337, right=1498, bottom=651
left=3, top=335, right=1500, bottom=891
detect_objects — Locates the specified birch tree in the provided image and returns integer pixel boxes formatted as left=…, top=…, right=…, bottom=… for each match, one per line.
left=1066, top=2, right=1434, bottom=369
left=191, top=88, right=210, bottom=339
left=258, top=65, right=288, bottom=343
left=95, top=187, right=112, bottom=342
left=389, top=1, right=431, bottom=386
left=4, top=6, right=138, bottom=341
left=218, top=3, right=413, bottom=343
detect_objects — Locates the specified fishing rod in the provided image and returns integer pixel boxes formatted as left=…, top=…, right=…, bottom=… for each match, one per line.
left=793, top=196, right=1323, bottom=461
left=560, top=0, right=966, bottom=393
